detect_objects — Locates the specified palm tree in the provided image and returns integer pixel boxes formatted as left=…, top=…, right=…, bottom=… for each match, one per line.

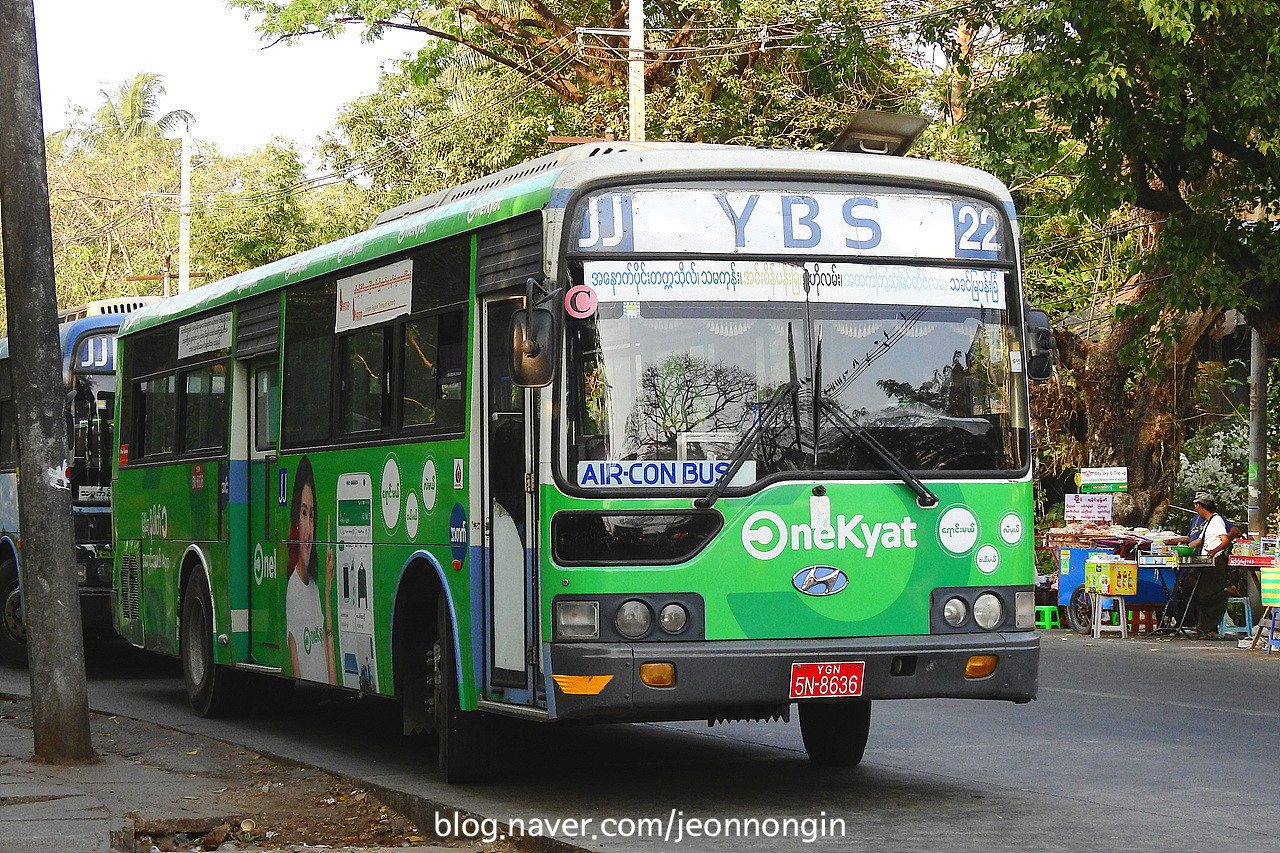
left=92, top=72, right=194, bottom=140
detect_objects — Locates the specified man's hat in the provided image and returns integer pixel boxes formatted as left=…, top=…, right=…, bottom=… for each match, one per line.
left=1193, top=490, right=1215, bottom=504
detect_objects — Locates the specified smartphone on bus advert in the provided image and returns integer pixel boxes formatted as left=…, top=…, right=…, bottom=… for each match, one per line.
left=336, top=472, right=377, bottom=691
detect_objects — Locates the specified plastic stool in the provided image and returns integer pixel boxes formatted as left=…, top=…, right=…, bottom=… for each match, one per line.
left=1035, top=606, right=1061, bottom=630
left=1091, top=594, right=1128, bottom=638
left=1220, top=596, right=1254, bottom=637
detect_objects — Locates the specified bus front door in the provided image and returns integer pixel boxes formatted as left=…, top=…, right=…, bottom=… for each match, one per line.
left=245, top=357, right=283, bottom=671
left=482, top=297, right=536, bottom=701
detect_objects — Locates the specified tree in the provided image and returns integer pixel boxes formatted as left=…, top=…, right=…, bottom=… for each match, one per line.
left=192, top=141, right=329, bottom=279
left=626, top=353, right=756, bottom=456
left=89, top=72, right=194, bottom=142
left=939, top=0, right=1280, bottom=346
left=234, top=0, right=939, bottom=211
left=925, top=1, right=1280, bottom=526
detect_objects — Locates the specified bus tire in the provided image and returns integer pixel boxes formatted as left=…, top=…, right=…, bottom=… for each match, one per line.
left=798, top=699, right=871, bottom=767
left=1065, top=584, right=1092, bottom=635
left=180, top=570, right=243, bottom=717
left=0, top=559, right=27, bottom=668
left=433, top=594, right=493, bottom=783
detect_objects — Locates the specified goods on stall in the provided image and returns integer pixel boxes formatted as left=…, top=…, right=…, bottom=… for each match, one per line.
left=1042, top=522, right=1181, bottom=557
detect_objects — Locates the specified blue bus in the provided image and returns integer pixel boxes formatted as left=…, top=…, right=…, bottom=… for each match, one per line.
left=0, top=297, right=156, bottom=665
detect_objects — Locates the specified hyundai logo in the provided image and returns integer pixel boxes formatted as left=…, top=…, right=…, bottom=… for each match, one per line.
left=792, top=565, right=848, bottom=596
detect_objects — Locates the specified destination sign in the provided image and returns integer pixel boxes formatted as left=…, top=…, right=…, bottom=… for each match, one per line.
left=74, top=334, right=115, bottom=372
left=582, top=260, right=1006, bottom=309
left=575, top=189, right=1009, bottom=262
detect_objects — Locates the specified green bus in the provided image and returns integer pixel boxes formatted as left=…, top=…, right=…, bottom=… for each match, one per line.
left=113, top=141, right=1052, bottom=782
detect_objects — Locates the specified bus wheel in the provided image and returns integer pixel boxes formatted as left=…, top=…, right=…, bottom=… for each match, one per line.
left=1065, top=584, right=1093, bottom=635
left=798, top=699, right=872, bottom=767
left=432, top=595, right=493, bottom=783
left=180, top=571, right=243, bottom=717
left=0, top=559, right=28, bottom=668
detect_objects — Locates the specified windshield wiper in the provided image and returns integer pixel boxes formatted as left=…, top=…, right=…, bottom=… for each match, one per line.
left=819, top=398, right=940, bottom=507
left=693, top=381, right=798, bottom=509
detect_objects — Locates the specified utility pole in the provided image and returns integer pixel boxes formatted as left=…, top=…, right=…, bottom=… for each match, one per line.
left=0, top=0, right=96, bottom=763
left=1248, top=328, right=1267, bottom=537
left=628, top=0, right=645, bottom=141
left=179, top=133, right=191, bottom=293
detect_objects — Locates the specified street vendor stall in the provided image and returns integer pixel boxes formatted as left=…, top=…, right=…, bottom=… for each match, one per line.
left=1044, top=523, right=1191, bottom=634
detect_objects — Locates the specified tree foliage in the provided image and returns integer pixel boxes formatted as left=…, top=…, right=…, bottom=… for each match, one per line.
left=0, top=74, right=370, bottom=324
left=933, top=0, right=1280, bottom=348
left=233, top=0, right=944, bottom=212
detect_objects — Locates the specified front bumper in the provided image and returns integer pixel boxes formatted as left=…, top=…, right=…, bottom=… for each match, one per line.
left=548, top=631, right=1039, bottom=722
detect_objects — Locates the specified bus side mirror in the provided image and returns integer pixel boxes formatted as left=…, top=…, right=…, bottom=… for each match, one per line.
left=510, top=308, right=557, bottom=387
left=1024, top=307, right=1056, bottom=382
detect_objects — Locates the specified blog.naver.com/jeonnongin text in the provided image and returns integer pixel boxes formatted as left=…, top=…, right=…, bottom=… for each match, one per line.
left=435, top=809, right=847, bottom=845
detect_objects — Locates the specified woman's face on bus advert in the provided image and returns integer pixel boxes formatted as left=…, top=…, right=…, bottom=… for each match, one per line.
left=297, top=483, right=316, bottom=573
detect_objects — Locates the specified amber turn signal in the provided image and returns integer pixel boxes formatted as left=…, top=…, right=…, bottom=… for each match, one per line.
left=639, top=662, right=676, bottom=687
left=964, top=655, right=998, bottom=678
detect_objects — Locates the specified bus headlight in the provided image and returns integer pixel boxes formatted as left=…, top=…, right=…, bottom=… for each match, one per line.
left=973, top=593, right=1004, bottom=630
left=554, top=600, right=600, bottom=640
left=76, top=564, right=87, bottom=584
left=658, top=603, right=688, bottom=634
left=615, top=600, right=652, bottom=638
left=942, top=596, right=968, bottom=627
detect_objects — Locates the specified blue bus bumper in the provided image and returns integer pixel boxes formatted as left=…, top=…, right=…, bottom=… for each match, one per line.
left=547, top=631, right=1039, bottom=722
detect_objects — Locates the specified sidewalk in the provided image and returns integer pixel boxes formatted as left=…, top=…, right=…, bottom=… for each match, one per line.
left=0, top=693, right=455, bottom=853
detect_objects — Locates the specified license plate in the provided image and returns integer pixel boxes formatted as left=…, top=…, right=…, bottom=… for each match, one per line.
left=789, top=661, right=865, bottom=699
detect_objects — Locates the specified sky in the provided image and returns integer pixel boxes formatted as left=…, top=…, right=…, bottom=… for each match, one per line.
left=33, top=0, right=425, bottom=158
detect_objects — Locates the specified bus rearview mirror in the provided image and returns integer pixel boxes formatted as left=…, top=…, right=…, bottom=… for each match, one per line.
left=510, top=308, right=557, bottom=387
left=1024, top=307, right=1056, bottom=382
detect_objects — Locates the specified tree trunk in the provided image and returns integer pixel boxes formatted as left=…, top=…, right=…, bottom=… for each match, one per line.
left=0, top=0, right=96, bottom=765
left=1054, top=300, right=1221, bottom=528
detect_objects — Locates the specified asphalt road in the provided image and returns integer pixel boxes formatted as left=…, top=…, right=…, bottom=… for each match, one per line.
left=3, top=632, right=1278, bottom=853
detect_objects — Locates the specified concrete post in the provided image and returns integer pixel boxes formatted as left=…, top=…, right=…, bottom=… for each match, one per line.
left=1249, top=328, right=1268, bottom=537
left=0, top=0, right=96, bottom=763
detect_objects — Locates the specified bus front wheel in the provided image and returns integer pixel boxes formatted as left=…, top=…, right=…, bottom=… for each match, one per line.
left=180, top=571, right=243, bottom=717
left=432, top=595, right=493, bottom=783
left=0, top=559, right=27, bottom=668
left=798, top=699, right=872, bottom=767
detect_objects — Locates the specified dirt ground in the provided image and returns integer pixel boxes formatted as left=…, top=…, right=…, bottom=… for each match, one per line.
left=0, top=695, right=498, bottom=853
left=132, top=753, right=445, bottom=851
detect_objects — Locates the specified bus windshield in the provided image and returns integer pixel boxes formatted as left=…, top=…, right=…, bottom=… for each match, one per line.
left=70, top=371, right=116, bottom=499
left=566, top=293, right=1026, bottom=489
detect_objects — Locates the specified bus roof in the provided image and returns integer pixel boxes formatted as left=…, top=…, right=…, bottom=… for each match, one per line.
left=0, top=311, right=128, bottom=362
left=118, top=142, right=1017, bottom=337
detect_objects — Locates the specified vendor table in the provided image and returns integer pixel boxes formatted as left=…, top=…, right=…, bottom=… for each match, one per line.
left=1136, top=554, right=1214, bottom=637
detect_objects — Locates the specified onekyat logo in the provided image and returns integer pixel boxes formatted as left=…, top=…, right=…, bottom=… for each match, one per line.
left=741, top=510, right=918, bottom=560
left=792, top=565, right=849, bottom=596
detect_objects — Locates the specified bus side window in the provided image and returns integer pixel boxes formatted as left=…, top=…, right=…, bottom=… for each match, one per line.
left=139, top=375, right=177, bottom=457
left=254, top=367, right=278, bottom=451
left=182, top=364, right=229, bottom=452
left=400, top=309, right=465, bottom=433
left=340, top=328, right=387, bottom=435
left=282, top=280, right=336, bottom=447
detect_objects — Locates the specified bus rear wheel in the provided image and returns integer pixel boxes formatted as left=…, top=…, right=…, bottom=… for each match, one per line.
left=798, top=699, right=872, bottom=767
left=180, top=570, right=244, bottom=717
left=0, top=559, right=27, bottom=668
left=432, top=595, right=493, bottom=783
